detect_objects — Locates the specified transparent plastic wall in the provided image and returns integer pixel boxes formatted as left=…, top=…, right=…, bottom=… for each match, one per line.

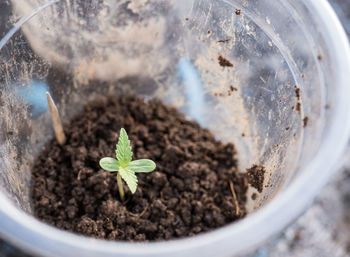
left=0, top=0, right=333, bottom=218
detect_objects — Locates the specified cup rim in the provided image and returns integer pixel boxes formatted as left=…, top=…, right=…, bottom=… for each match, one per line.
left=1, top=0, right=350, bottom=256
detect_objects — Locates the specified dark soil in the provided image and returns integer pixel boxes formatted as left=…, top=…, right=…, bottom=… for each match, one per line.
left=294, top=86, right=302, bottom=113
left=217, top=39, right=230, bottom=43
left=251, top=193, right=257, bottom=200
left=230, top=85, right=238, bottom=92
left=31, top=96, right=250, bottom=241
left=218, top=56, right=234, bottom=68
left=295, top=87, right=301, bottom=100
left=303, top=117, right=309, bottom=128
left=296, top=102, right=301, bottom=113
left=214, top=85, right=238, bottom=97
left=246, top=165, right=266, bottom=193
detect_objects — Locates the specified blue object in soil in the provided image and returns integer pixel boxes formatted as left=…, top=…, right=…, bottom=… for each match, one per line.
left=178, top=57, right=205, bottom=125
left=15, top=80, right=50, bottom=118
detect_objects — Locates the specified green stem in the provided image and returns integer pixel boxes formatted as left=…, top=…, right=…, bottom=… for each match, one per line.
left=117, top=172, right=125, bottom=202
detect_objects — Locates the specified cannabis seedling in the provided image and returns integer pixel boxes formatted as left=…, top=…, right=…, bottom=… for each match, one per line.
left=99, top=128, right=156, bottom=201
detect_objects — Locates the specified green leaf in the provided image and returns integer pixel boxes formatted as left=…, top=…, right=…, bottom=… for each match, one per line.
left=119, top=166, right=138, bottom=194
left=128, top=159, right=156, bottom=173
left=116, top=128, right=132, bottom=167
left=99, top=157, right=119, bottom=172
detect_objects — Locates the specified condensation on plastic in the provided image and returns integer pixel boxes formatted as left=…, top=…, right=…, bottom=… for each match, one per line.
left=0, top=0, right=349, bottom=257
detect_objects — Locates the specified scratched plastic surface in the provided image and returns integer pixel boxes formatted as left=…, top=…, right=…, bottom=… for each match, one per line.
left=0, top=0, right=315, bottom=213
left=0, top=1, right=349, bottom=257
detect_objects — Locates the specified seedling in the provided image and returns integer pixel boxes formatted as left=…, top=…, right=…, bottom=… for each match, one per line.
left=99, top=128, right=156, bottom=201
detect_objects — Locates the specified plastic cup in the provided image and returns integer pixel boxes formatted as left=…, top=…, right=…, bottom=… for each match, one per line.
left=0, top=0, right=350, bottom=256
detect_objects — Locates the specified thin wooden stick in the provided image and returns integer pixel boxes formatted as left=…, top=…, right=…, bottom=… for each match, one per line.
left=229, top=180, right=241, bottom=216
left=46, top=92, right=66, bottom=145
left=139, top=204, right=149, bottom=218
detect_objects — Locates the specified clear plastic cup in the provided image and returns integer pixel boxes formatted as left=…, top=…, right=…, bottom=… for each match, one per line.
left=0, top=0, right=350, bottom=256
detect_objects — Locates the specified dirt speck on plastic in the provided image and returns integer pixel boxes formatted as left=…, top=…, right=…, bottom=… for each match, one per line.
left=246, top=165, right=266, bottom=193
left=218, top=56, right=234, bottom=68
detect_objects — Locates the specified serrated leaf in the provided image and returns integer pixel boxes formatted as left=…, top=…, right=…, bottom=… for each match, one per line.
left=119, top=166, right=138, bottom=194
left=116, top=128, right=132, bottom=167
left=128, top=159, right=156, bottom=173
left=99, top=157, right=119, bottom=172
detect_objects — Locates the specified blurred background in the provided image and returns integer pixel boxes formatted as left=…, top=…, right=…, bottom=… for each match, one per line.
left=0, top=0, right=349, bottom=256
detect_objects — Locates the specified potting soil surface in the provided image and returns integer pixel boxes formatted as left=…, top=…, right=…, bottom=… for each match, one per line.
left=31, top=96, right=259, bottom=241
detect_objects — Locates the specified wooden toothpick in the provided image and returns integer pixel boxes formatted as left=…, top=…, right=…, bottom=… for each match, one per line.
left=46, top=92, right=66, bottom=145
left=229, top=180, right=241, bottom=216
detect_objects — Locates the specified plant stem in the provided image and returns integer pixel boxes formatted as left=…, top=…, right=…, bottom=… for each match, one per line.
left=229, top=180, right=240, bottom=216
left=117, top=172, right=125, bottom=202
